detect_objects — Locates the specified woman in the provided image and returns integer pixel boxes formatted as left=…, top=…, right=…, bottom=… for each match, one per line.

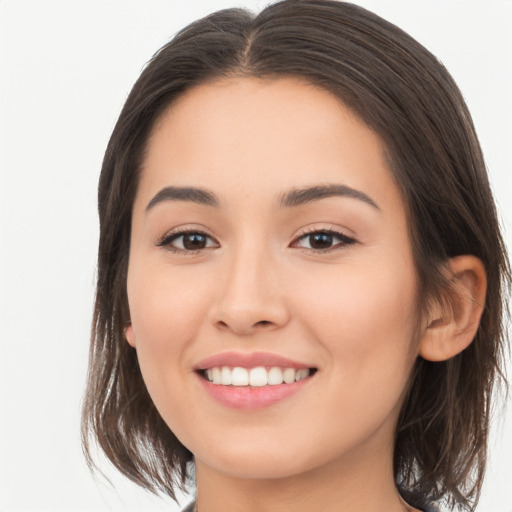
left=81, top=1, right=510, bottom=511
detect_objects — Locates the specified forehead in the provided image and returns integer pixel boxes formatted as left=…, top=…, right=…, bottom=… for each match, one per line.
left=136, top=76, right=405, bottom=217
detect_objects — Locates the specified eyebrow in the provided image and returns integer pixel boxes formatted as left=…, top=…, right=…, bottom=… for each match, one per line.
left=145, top=183, right=379, bottom=212
left=278, top=184, right=380, bottom=210
left=146, top=186, right=219, bottom=211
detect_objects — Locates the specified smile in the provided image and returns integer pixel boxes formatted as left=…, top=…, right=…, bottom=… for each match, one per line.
left=202, top=366, right=314, bottom=387
left=195, top=352, right=318, bottom=409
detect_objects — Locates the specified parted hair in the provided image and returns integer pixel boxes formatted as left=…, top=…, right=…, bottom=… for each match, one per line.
left=81, top=1, right=510, bottom=510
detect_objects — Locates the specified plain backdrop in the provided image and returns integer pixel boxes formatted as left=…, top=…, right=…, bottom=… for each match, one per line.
left=0, top=1, right=511, bottom=511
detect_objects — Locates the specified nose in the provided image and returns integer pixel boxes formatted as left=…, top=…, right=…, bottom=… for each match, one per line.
left=209, top=246, right=290, bottom=336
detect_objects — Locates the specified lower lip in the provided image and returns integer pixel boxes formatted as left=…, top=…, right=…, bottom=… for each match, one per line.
left=198, top=374, right=313, bottom=410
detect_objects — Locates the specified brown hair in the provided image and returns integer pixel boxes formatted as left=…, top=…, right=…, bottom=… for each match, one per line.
left=81, top=1, right=510, bottom=509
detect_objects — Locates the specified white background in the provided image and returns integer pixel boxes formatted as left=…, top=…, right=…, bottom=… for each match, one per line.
left=0, top=1, right=510, bottom=511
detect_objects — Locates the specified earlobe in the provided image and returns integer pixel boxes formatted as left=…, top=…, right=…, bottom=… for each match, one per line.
left=125, top=323, right=137, bottom=348
left=418, top=255, right=487, bottom=362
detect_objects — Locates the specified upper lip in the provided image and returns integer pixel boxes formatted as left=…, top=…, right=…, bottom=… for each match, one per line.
left=194, top=351, right=315, bottom=370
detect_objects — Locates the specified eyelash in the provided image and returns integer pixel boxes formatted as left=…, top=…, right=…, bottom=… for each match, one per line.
left=157, top=229, right=218, bottom=253
left=157, top=228, right=357, bottom=254
left=291, top=228, right=357, bottom=253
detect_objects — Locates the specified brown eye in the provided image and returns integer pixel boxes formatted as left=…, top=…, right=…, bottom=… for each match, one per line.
left=158, top=230, right=218, bottom=252
left=182, top=233, right=208, bottom=250
left=294, top=230, right=356, bottom=252
left=308, top=232, right=334, bottom=249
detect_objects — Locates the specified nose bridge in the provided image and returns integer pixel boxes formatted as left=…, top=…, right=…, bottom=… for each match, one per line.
left=211, top=233, right=288, bottom=334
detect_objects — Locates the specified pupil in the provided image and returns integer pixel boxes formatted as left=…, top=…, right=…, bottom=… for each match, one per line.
left=310, top=233, right=332, bottom=249
left=183, top=233, right=206, bottom=250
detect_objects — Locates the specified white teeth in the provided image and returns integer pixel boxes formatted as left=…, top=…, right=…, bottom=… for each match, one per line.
left=231, top=367, right=249, bottom=386
left=283, top=368, right=296, bottom=384
left=212, top=367, right=222, bottom=385
left=204, top=366, right=312, bottom=386
left=268, top=366, right=284, bottom=385
left=221, top=366, right=232, bottom=385
left=295, top=368, right=309, bottom=381
left=249, top=367, right=268, bottom=387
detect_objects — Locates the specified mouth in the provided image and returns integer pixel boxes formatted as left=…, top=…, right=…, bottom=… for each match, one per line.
left=198, top=366, right=317, bottom=387
left=194, top=352, right=318, bottom=409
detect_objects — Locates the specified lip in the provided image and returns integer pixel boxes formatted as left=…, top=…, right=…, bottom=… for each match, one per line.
left=194, top=351, right=313, bottom=370
left=197, top=374, right=314, bottom=410
left=194, top=351, right=317, bottom=410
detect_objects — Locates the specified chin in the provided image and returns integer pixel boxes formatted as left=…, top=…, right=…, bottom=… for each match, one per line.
left=200, top=454, right=312, bottom=481
left=190, top=435, right=333, bottom=481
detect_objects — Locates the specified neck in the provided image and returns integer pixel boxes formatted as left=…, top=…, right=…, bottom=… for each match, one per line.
left=194, top=434, right=417, bottom=512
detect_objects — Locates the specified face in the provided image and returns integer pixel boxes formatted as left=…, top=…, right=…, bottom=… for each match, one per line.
left=126, top=77, right=422, bottom=481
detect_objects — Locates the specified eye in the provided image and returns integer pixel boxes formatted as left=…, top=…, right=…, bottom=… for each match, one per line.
left=157, top=230, right=219, bottom=252
left=292, top=230, right=356, bottom=252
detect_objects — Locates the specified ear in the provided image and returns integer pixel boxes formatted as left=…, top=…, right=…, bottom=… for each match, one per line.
left=124, top=323, right=137, bottom=348
left=418, top=255, right=487, bottom=362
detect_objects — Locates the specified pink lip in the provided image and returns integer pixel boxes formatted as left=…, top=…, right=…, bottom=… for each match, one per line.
left=197, top=375, right=313, bottom=410
left=194, top=351, right=316, bottom=410
left=194, top=351, right=313, bottom=370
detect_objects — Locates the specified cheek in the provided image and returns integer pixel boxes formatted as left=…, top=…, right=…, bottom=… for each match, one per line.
left=300, top=260, right=419, bottom=382
left=291, top=262, right=419, bottom=450
left=126, top=263, right=213, bottom=405
left=128, top=262, right=211, bottom=345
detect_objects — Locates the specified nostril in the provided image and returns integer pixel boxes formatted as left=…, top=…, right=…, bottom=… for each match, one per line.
left=213, top=316, right=282, bottom=335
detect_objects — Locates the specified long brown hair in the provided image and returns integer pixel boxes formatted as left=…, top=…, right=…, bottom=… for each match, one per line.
left=81, top=1, right=510, bottom=509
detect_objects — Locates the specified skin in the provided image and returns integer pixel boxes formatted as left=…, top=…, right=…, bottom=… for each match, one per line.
left=125, top=77, right=486, bottom=512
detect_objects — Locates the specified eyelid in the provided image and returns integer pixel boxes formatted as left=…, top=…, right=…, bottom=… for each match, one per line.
left=156, top=226, right=220, bottom=253
left=290, top=225, right=358, bottom=252
left=155, top=224, right=357, bottom=254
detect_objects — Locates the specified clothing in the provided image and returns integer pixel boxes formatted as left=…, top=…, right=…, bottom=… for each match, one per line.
left=181, top=501, right=196, bottom=512
left=400, top=489, right=440, bottom=512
